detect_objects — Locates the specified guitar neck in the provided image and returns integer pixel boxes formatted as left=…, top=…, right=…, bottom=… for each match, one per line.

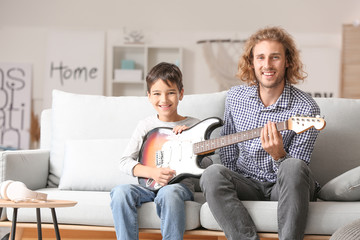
left=193, top=120, right=288, bottom=155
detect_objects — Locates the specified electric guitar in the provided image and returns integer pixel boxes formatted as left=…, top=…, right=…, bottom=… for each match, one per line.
left=138, top=116, right=326, bottom=191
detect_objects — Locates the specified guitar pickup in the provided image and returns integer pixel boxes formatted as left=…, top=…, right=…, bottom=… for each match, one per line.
left=156, top=151, right=164, bottom=167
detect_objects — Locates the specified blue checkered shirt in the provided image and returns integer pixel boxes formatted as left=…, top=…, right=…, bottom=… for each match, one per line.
left=220, top=84, right=320, bottom=183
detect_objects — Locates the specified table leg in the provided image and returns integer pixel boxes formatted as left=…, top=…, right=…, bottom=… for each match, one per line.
left=36, top=208, right=42, bottom=240
left=50, top=208, right=61, bottom=240
left=10, top=208, right=18, bottom=240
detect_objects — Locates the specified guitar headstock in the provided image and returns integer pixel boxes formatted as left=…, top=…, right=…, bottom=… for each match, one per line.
left=288, top=115, right=326, bottom=134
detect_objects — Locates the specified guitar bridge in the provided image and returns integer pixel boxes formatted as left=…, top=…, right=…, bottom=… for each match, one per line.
left=155, top=151, right=164, bottom=167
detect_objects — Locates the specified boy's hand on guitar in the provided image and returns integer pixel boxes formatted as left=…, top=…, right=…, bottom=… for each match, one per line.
left=260, top=121, right=287, bottom=160
left=172, top=125, right=189, bottom=135
left=151, top=167, right=176, bottom=186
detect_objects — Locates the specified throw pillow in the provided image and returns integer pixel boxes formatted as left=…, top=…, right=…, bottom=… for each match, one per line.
left=49, top=89, right=153, bottom=187
left=318, top=166, right=360, bottom=201
left=58, top=138, right=138, bottom=191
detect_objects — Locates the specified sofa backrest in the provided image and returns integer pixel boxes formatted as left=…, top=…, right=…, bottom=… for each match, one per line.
left=40, top=90, right=359, bottom=188
left=311, top=98, right=360, bottom=186
left=40, top=90, right=227, bottom=187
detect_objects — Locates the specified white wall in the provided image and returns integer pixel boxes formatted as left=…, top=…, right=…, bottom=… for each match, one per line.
left=0, top=0, right=359, bottom=115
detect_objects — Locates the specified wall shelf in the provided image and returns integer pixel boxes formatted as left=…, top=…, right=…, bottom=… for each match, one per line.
left=107, top=44, right=183, bottom=96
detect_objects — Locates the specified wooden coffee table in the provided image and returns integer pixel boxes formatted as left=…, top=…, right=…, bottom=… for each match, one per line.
left=0, top=199, right=77, bottom=240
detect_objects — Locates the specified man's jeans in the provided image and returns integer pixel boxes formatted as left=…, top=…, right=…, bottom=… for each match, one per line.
left=200, top=159, right=317, bottom=240
left=110, top=183, right=194, bottom=240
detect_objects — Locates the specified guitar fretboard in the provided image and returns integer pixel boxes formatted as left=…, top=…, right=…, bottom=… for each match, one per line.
left=193, top=121, right=288, bottom=155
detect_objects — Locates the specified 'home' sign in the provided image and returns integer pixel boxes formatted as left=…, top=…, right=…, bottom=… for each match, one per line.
left=43, top=31, right=105, bottom=109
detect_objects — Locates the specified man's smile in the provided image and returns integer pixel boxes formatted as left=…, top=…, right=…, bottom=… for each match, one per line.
left=263, top=72, right=275, bottom=76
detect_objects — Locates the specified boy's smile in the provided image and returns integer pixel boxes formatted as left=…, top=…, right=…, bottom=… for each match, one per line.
left=148, top=79, right=184, bottom=122
left=159, top=104, right=172, bottom=110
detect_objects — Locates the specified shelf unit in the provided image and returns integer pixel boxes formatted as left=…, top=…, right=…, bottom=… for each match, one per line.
left=107, top=44, right=183, bottom=96
left=341, top=24, right=360, bottom=98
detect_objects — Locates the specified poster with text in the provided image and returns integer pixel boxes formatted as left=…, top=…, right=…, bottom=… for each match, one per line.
left=0, top=63, right=32, bottom=150
left=43, top=31, right=105, bottom=109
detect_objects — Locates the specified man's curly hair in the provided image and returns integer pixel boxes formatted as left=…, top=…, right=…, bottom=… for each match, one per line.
left=237, top=26, right=307, bottom=86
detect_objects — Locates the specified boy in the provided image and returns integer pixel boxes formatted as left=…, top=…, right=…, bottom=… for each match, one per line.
left=110, top=62, right=199, bottom=240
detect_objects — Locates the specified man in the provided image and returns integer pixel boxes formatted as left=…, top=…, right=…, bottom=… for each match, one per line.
left=200, top=26, right=321, bottom=240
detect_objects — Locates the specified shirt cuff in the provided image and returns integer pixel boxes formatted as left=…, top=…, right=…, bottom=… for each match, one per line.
left=273, top=153, right=291, bottom=166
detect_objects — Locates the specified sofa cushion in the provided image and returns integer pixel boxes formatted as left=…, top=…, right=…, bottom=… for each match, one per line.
left=318, top=166, right=360, bottom=201
left=7, top=188, right=202, bottom=230
left=59, top=139, right=137, bottom=191
left=200, top=201, right=360, bottom=235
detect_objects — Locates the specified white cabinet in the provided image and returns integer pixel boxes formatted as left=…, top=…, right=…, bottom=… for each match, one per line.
left=107, top=44, right=183, bottom=96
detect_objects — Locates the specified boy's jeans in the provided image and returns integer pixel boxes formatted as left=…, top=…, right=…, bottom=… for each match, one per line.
left=110, top=183, right=193, bottom=240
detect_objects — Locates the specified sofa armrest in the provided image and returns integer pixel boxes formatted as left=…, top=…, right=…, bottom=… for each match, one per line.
left=0, top=149, right=50, bottom=190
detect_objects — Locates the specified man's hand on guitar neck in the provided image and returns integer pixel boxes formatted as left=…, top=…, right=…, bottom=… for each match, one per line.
left=260, top=121, right=287, bottom=161
left=133, top=163, right=176, bottom=187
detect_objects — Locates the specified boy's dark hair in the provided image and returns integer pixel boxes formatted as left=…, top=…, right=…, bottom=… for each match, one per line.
left=146, top=62, right=183, bottom=92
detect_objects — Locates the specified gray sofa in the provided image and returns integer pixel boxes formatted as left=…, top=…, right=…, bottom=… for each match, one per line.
left=0, top=90, right=359, bottom=239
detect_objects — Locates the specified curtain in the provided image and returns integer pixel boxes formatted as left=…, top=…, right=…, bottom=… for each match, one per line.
left=201, top=41, right=244, bottom=91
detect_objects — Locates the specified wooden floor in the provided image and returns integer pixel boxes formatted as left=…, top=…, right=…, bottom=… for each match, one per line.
left=0, top=221, right=331, bottom=240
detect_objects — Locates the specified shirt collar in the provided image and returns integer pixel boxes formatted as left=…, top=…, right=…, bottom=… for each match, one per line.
left=248, top=83, right=291, bottom=110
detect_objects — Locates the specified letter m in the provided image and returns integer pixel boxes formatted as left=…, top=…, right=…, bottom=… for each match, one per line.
left=74, top=67, right=87, bottom=81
